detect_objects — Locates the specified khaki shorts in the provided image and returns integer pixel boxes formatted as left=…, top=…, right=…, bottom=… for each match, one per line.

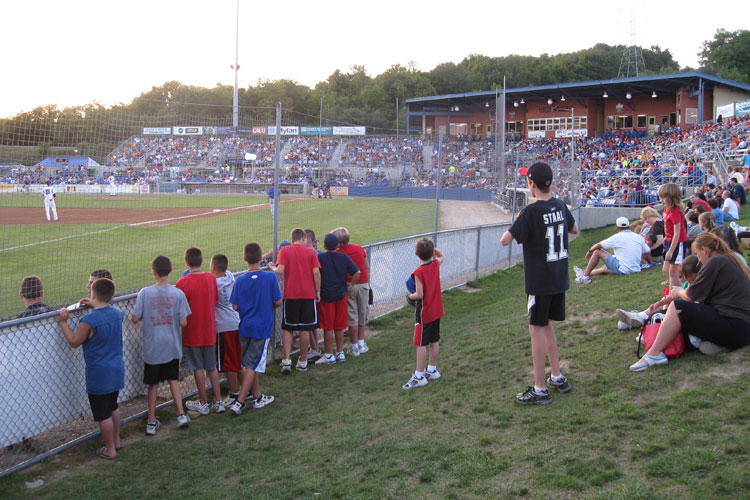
left=347, top=283, right=370, bottom=327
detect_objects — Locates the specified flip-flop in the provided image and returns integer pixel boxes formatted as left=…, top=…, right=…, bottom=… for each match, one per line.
left=96, top=447, right=115, bottom=460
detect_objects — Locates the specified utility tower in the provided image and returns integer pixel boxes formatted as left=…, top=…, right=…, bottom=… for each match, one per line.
left=617, top=16, right=646, bottom=78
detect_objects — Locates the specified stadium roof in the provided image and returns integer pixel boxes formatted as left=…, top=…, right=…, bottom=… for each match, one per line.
left=405, top=72, right=750, bottom=105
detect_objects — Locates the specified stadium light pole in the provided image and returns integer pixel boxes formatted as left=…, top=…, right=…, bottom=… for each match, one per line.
left=231, top=0, right=240, bottom=131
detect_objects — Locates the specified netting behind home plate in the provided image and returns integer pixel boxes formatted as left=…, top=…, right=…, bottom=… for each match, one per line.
left=3, top=103, right=482, bottom=321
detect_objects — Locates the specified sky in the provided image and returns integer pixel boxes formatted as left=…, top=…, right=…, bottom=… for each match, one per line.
left=0, top=0, right=745, bottom=118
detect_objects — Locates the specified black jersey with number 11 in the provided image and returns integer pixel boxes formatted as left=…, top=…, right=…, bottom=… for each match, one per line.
left=508, top=197, right=576, bottom=295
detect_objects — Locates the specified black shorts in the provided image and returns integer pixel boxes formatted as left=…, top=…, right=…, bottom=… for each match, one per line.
left=413, top=318, right=440, bottom=347
left=663, top=240, right=687, bottom=264
left=282, top=298, right=318, bottom=331
left=143, top=359, right=180, bottom=385
left=527, top=293, right=566, bottom=326
left=674, top=300, right=750, bottom=349
left=88, top=391, right=119, bottom=422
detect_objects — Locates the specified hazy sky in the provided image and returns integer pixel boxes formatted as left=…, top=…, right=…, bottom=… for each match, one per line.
left=1, top=0, right=745, bottom=118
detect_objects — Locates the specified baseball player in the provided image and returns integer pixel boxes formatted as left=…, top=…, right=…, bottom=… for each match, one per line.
left=43, top=181, right=58, bottom=221
left=108, top=175, right=117, bottom=197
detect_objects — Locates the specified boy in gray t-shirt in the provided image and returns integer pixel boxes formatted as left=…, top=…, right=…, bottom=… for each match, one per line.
left=211, top=254, right=242, bottom=404
left=132, top=255, right=192, bottom=435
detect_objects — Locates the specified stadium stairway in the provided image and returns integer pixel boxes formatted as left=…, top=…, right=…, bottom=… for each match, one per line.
left=330, top=140, right=348, bottom=169
left=422, top=140, right=433, bottom=172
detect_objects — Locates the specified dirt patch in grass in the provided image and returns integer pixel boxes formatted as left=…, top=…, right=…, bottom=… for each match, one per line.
left=458, top=285, right=481, bottom=294
left=567, top=310, right=612, bottom=323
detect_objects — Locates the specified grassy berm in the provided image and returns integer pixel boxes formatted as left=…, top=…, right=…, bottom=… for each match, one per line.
left=1, top=220, right=749, bottom=500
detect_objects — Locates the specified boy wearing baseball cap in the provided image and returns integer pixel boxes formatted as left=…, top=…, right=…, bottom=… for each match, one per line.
left=573, top=216, right=651, bottom=284
left=315, top=233, right=360, bottom=365
left=501, top=162, right=579, bottom=404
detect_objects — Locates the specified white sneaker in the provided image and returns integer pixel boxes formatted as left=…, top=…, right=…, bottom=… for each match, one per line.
left=573, top=266, right=584, bottom=279
left=281, top=359, right=292, bottom=375
left=358, top=342, right=369, bottom=354
left=222, top=395, right=240, bottom=408
left=629, top=352, right=668, bottom=372
left=253, top=394, right=275, bottom=409
left=617, top=309, right=644, bottom=328
left=185, top=400, right=210, bottom=416
left=146, top=418, right=160, bottom=436
left=212, top=401, right=225, bottom=414
left=336, top=351, right=346, bottom=363
left=425, top=368, right=441, bottom=380
left=575, top=275, right=592, bottom=284
left=176, top=414, right=190, bottom=428
left=295, top=360, right=308, bottom=372
left=349, top=345, right=360, bottom=357
left=402, top=375, right=428, bottom=390
left=315, top=353, right=336, bottom=365
left=618, top=320, right=633, bottom=331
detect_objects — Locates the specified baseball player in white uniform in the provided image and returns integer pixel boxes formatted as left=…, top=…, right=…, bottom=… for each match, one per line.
left=108, top=175, right=117, bottom=196
left=43, top=181, right=58, bottom=221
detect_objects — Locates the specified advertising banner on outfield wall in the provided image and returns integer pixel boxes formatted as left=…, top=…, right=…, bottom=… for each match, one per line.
left=173, top=126, right=203, bottom=136
left=736, top=99, right=750, bottom=116
left=267, top=126, right=299, bottom=136
left=716, top=103, right=735, bottom=119
left=142, top=127, right=172, bottom=135
left=332, top=126, right=366, bottom=136
left=252, top=126, right=268, bottom=135
left=300, top=126, right=333, bottom=136
left=330, top=186, right=348, bottom=196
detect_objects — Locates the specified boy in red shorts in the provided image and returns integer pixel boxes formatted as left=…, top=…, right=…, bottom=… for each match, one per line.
left=210, top=254, right=242, bottom=406
left=403, top=238, right=445, bottom=390
left=315, top=233, right=360, bottom=365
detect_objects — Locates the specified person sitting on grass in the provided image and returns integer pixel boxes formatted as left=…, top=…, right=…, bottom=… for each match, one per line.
left=18, top=275, right=49, bottom=318
left=707, top=198, right=724, bottom=227
left=574, top=217, right=650, bottom=284
left=616, top=255, right=701, bottom=331
left=57, top=278, right=124, bottom=459
left=711, top=226, right=748, bottom=267
left=629, top=232, right=750, bottom=371
left=634, top=207, right=664, bottom=266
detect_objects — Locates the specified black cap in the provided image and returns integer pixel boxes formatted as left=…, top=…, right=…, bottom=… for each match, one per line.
left=526, top=162, right=553, bottom=188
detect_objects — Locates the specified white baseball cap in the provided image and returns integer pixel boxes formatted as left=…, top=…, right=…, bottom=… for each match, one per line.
left=616, top=216, right=630, bottom=228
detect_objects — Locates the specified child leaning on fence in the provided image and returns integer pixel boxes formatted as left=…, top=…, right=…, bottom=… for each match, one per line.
left=57, top=278, right=124, bottom=459
left=210, top=254, right=242, bottom=406
left=227, top=243, right=282, bottom=415
left=131, top=255, right=192, bottom=436
left=176, top=247, right=223, bottom=416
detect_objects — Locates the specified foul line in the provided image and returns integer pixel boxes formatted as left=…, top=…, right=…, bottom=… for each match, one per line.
left=127, top=203, right=266, bottom=226
left=0, top=226, right=128, bottom=252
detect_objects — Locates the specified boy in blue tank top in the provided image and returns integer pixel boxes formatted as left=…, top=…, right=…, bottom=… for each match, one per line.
left=57, top=278, right=124, bottom=459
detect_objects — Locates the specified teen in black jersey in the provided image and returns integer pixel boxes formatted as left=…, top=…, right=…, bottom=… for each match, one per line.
left=501, top=162, right=579, bottom=404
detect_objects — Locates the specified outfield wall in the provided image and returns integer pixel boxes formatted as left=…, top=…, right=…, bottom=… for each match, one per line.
left=347, top=186, right=493, bottom=201
left=0, top=221, right=524, bottom=475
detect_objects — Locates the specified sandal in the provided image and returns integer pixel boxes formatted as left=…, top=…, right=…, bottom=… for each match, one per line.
left=95, top=446, right=115, bottom=460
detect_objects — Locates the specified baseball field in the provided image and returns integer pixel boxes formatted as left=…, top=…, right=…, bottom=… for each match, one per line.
left=0, top=192, right=437, bottom=320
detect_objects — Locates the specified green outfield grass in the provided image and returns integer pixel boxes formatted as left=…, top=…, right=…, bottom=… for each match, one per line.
left=1, top=223, right=748, bottom=499
left=0, top=195, right=437, bottom=320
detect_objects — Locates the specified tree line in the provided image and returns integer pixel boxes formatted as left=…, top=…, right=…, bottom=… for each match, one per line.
left=1, top=31, right=747, bottom=156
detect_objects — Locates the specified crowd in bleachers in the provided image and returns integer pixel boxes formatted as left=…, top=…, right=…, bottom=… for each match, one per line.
left=339, top=137, right=424, bottom=170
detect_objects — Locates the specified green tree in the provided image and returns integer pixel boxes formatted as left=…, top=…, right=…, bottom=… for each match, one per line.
left=699, top=29, right=750, bottom=83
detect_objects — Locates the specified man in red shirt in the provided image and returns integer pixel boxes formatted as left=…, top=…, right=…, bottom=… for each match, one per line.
left=332, top=227, right=370, bottom=356
left=270, top=228, right=321, bottom=374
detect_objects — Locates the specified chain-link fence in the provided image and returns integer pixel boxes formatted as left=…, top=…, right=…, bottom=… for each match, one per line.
left=0, top=221, right=522, bottom=476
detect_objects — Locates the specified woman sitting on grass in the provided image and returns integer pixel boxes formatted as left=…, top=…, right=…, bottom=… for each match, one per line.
left=630, top=232, right=750, bottom=371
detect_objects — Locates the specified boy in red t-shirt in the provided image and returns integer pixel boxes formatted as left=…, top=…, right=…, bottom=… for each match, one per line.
left=176, top=247, right=223, bottom=415
left=403, top=238, right=445, bottom=390
left=269, top=228, right=321, bottom=374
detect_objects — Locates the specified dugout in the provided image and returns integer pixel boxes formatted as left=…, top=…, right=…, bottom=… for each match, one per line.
left=406, top=72, right=750, bottom=140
